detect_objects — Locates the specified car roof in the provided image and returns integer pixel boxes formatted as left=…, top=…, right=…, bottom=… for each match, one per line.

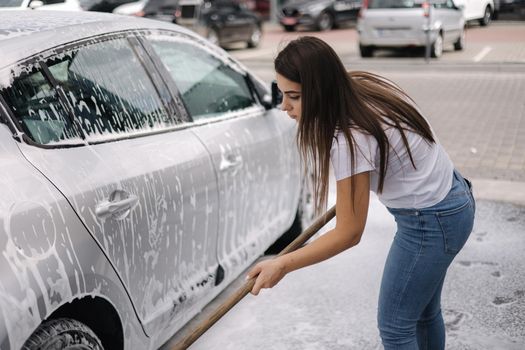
left=0, top=10, right=196, bottom=71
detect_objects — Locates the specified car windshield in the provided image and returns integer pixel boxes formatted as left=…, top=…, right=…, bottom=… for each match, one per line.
left=368, top=0, right=424, bottom=8
left=0, top=0, right=24, bottom=7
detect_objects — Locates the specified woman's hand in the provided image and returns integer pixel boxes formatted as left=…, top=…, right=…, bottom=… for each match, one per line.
left=246, top=257, right=288, bottom=296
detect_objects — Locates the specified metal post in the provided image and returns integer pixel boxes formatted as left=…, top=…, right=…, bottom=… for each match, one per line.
left=424, top=1, right=431, bottom=63
left=270, top=0, right=279, bottom=23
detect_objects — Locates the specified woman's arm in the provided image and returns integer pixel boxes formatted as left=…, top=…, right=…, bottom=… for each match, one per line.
left=247, top=171, right=370, bottom=295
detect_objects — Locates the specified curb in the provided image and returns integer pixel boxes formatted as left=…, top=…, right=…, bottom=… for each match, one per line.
left=471, top=178, right=525, bottom=207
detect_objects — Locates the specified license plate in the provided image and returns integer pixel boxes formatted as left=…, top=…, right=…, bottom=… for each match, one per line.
left=282, top=17, right=298, bottom=25
left=377, top=29, right=394, bottom=37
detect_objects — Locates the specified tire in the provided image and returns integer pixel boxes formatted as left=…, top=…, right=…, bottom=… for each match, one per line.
left=247, top=25, right=262, bottom=48
left=431, top=33, right=443, bottom=58
left=207, top=28, right=219, bottom=46
left=316, top=11, right=334, bottom=31
left=284, top=25, right=296, bottom=32
left=454, top=28, right=465, bottom=51
left=479, top=6, right=492, bottom=26
left=23, top=318, right=104, bottom=350
left=265, top=173, right=315, bottom=255
left=359, top=44, right=374, bottom=58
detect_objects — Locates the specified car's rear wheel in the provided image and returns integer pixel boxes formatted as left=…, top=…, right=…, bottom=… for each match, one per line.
left=359, top=44, right=374, bottom=58
left=23, top=318, right=104, bottom=350
left=454, top=28, right=465, bottom=51
left=316, top=11, right=334, bottom=31
left=284, top=25, right=296, bottom=32
left=479, top=6, right=492, bottom=26
left=247, top=25, right=262, bottom=48
left=431, top=33, right=443, bottom=58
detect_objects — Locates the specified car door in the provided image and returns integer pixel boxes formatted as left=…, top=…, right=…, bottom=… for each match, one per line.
left=435, top=0, right=464, bottom=43
left=145, top=32, right=302, bottom=285
left=1, top=34, right=220, bottom=339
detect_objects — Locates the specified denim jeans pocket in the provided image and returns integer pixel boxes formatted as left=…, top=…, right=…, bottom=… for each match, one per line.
left=436, top=199, right=474, bottom=254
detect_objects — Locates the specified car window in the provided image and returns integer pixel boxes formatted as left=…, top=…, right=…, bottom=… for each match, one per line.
left=42, top=0, right=66, bottom=4
left=0, top=68, right=80, bottom=145
left=0, top=0, right=24, bottom=6
left=148, top=36, right=256, bottom=120
left=434, top=0, right=456, bottom=9
left=368, top=0, right=424, bottom=8
left=46, top=38, right=174, bottom=141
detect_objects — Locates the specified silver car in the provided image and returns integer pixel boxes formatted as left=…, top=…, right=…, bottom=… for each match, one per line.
left=357, top=0, right=465, bottom=58
left=0, top=11, right=312, bottom=350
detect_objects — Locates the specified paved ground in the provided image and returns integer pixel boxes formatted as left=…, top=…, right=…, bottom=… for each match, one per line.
left=164, top=196, right=525, bottom=350
left=161, top=21, right=525, bottom=350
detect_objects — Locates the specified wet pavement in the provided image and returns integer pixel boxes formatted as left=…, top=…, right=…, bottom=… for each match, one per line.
left=161, top=22, right=525, bottom=350
left=162, top=191, right=525, bottom=350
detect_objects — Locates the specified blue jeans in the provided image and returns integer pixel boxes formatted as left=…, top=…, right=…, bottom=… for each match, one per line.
left=378, top=170, right=475, bottom=350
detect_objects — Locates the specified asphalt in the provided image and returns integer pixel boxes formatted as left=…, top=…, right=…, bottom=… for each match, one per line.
left=163, top=194, right=525, bottom=350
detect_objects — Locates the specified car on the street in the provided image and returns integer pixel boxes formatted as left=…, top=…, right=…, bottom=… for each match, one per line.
left=0, top=10, right=312, bottom=350
left=80, top=0, right=137, bottom=11
left=0, top=0, right=82, bottom=10
left=278, top=0, right=362, bottom=32
left=174, top=0, right=263, bottom=48
left=357, top=0, right=465, bottom=58
left=453, top=0, right=495, bottom=25
left=112, top=0, right=146, bottom=15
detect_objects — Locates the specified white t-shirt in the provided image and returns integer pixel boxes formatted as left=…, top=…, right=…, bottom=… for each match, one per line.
left=330, top=126, right=454, bottom=209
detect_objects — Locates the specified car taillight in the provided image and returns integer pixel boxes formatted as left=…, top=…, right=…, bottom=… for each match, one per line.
left=358, top=0, right=368, bottom=18
left=134, top=11, right=145, bottom=17
left=175, top=9, right=181, bottom=18
left=422, top=1, right=430, bottom=17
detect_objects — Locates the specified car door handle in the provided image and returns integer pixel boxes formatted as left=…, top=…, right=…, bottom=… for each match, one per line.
left=219, top=154, right=243, bottom=172
left=95, top=192, right=139, bottom=219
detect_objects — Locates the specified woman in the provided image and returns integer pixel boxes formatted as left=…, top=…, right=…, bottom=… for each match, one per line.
left=246, top=36, right=475, bottom=349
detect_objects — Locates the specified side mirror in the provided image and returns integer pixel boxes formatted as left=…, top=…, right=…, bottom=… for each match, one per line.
left=271, top=80, right=282, bottom=108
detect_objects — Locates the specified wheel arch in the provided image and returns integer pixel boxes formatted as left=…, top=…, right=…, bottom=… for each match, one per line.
left=47, top=296, right=124, bottom=350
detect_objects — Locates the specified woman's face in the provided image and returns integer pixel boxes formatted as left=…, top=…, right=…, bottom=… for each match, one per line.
left=276, top=73, right=302, bottom=122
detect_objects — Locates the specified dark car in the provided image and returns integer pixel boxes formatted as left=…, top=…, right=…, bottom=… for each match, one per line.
left=172, top=0, right=263, bottom=48
left=81, top=0, right=136, bottom=12
left=278, top=0, right=361, bottom=31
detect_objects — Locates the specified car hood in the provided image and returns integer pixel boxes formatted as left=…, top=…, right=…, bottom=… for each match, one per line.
left=282, top=0, right=333, bottom=10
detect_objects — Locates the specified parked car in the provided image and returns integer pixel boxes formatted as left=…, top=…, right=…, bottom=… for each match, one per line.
left=112, top=0, right=147, bottom=15
left=0, top=10, right=313, bottom=350
left=453, top=0, right=494, bottom=25
left=80, top=0, right=136, bottom=12
left=278, top=0, right=362, bottom=32
left=0, top=0, right=81, bottom=10
left=357, top=0, right=465, bottom=58
left=174, top=0, right=263, bottom=48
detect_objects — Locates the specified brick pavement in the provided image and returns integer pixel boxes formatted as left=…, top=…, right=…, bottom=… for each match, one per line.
left=378, top=70, right=525, bottom=183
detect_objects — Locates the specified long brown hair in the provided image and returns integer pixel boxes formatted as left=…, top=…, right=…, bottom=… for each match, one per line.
left=274, top=36, right=435, bottom=214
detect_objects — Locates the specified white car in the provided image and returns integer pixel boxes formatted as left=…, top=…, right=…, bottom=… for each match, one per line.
left=453, top=0, right=494, bottom=25
left=0, top=10, right=312, bottom=350
left=357, top=0, right=465, bottom=58
left=112, top=0, right=146, bottom=15
left=0, top=0, right=82, bottom=10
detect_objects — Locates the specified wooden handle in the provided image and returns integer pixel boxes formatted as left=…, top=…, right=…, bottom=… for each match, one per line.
left=170, top=205, right=336, bottom=350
